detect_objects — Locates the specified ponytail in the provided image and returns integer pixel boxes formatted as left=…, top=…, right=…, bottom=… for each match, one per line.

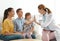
left=45, top=8, right=51, bottom=14
left=3, top=9, right=8, bottom=22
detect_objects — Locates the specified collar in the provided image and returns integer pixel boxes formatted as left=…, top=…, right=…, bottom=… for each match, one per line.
left=17, top=17, right=23, bottom=20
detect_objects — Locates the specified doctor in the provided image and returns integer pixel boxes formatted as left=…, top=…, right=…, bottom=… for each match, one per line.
left=34, top=4, right=60, bottom=41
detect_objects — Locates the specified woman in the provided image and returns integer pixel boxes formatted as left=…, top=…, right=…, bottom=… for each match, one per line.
left=34, top=4, right=60, bottom=41
left=1, top=8, right=23, bottom=41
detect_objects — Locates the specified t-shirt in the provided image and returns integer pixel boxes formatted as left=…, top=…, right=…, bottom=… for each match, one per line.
left=23, top=20, right=34, bottom=33
left=1, top=19, right=14, bottom=35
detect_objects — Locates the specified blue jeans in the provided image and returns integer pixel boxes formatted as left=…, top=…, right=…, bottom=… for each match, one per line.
left=25, top=34, right=36, bottom=39
left=0, top=34, right=23, bottom=41
left=31, top=34, right=36, bottom=39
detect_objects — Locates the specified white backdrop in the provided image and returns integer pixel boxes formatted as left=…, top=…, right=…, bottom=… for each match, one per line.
left=0, top=0, right=55, bottom=23
left=0, top=0, right=55, bottom=36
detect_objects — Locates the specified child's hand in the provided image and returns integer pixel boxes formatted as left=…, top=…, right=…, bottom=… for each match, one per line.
left=21, top=32, right=24, bottom=34
left=29, top=32, right=32, bottom=35
left=34, top=16, right=36, bottom=22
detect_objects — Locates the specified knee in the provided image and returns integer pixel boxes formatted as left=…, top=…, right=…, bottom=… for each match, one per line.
left=16, top=35, right=24, bottom=39
left=49, top=32, right=55, bottom=40
left=31, top=34, right=36, bottom=39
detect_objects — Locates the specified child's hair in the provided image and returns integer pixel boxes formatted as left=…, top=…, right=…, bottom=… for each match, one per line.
left=25, top=12, right=31, bottom=19
left=38, top=4, right=51, bottom=14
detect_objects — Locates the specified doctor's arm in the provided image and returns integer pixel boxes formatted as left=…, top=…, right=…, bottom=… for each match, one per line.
left=34, top=21, right=41, bottom=25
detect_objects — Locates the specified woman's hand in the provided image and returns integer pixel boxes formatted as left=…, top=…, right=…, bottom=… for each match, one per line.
left=34, top=16, right=36, bottom=22
left=33, top=16, right=41, bottom=25
left=29, top=32, right=32, bottom=35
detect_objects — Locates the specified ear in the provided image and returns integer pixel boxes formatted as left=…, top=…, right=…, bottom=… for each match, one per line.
left=8, top=12, right=11, bottom=15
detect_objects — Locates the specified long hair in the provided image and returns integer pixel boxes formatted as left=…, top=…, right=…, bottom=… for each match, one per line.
left=3, top=8, right=13, bottom=22
left=38, top=4, right=51, bottom=14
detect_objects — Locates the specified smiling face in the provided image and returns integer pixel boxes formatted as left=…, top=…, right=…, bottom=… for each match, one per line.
left=25, top=13, right=31, bottom=20
left=38, top=9, right=46, bottom=15
left=38, top=4, right=46, bottom=15
left=17, top=10, right=23, bottom=18
left=26, top=14, right=31, bottom=19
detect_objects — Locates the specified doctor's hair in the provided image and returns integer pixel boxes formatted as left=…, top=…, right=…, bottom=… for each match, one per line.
left=3, top=7, right=13, bottom=22
left=25, top=12, right=31, bottom=19
left=38, top=4, right=51, bottom=14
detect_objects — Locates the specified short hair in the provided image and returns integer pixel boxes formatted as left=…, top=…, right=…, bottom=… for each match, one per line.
left=16, top=8, right=22, bottom=13
left=25, top=12, right=31, bottom=19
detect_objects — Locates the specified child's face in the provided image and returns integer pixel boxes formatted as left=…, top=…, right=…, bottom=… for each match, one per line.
left=27, top=15, right=31, bottom=19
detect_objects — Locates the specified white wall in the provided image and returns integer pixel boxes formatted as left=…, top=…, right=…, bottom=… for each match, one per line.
left=55, top=0, right=60, bottom=24
left=0, top=0, right=55, bottom=35
left=0, top=0, right=55, bottom=22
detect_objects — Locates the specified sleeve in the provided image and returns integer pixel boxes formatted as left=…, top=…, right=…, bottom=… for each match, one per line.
left=13, top=20, right=17, bottom=32
left=41, top=14, right=53, bottom=27
left=3, top=20, right=9, bottom=33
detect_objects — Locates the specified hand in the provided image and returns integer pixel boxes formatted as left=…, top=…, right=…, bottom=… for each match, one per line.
left=21, top=32, right=24, bottom=34
left=29, top=32, right=32, bottom=35
left=4, top=31, right=11, bottom=35
left=14, top=32, right=22, bottom=35
left=34, top=16, right=36, bottom=22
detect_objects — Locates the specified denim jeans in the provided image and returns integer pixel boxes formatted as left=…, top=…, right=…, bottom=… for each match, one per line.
left=25, top=34, right=36, bottom=39
left=0, top=34, right=24, bottom=41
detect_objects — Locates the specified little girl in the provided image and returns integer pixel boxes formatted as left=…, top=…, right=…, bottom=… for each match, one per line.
left=23, top=12, right=34, bottom=39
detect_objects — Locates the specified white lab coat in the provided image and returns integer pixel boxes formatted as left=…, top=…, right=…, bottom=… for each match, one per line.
left=40, top=13, right=60, bottom=41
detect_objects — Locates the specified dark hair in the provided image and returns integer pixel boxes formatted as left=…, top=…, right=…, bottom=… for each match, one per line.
left=25, top=12, right=31, bottom=19
left=3, top=7, right=13, bottom=22
left=16, top=8, right=22, bottom=13
left=38, top=4, right=51, bottom=14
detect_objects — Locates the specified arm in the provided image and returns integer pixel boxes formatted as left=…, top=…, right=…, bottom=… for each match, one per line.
left=30, top=23, right=34, bottom=33
left=13, top=20, right=24, bottom=34
left=13, top=20, right=17, bottom=33
left=35, top=21, right=41, bottom=25
left=3, top=20, right=10, bottom=35
left=30, top=27, right=34, bottom=32
left=25, top=21, right=33, bottom=24
left=34, top=16, right=41, bottom=25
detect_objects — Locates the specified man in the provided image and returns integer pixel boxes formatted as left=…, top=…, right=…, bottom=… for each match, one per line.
left=14, top=8, right=36, bottom=39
